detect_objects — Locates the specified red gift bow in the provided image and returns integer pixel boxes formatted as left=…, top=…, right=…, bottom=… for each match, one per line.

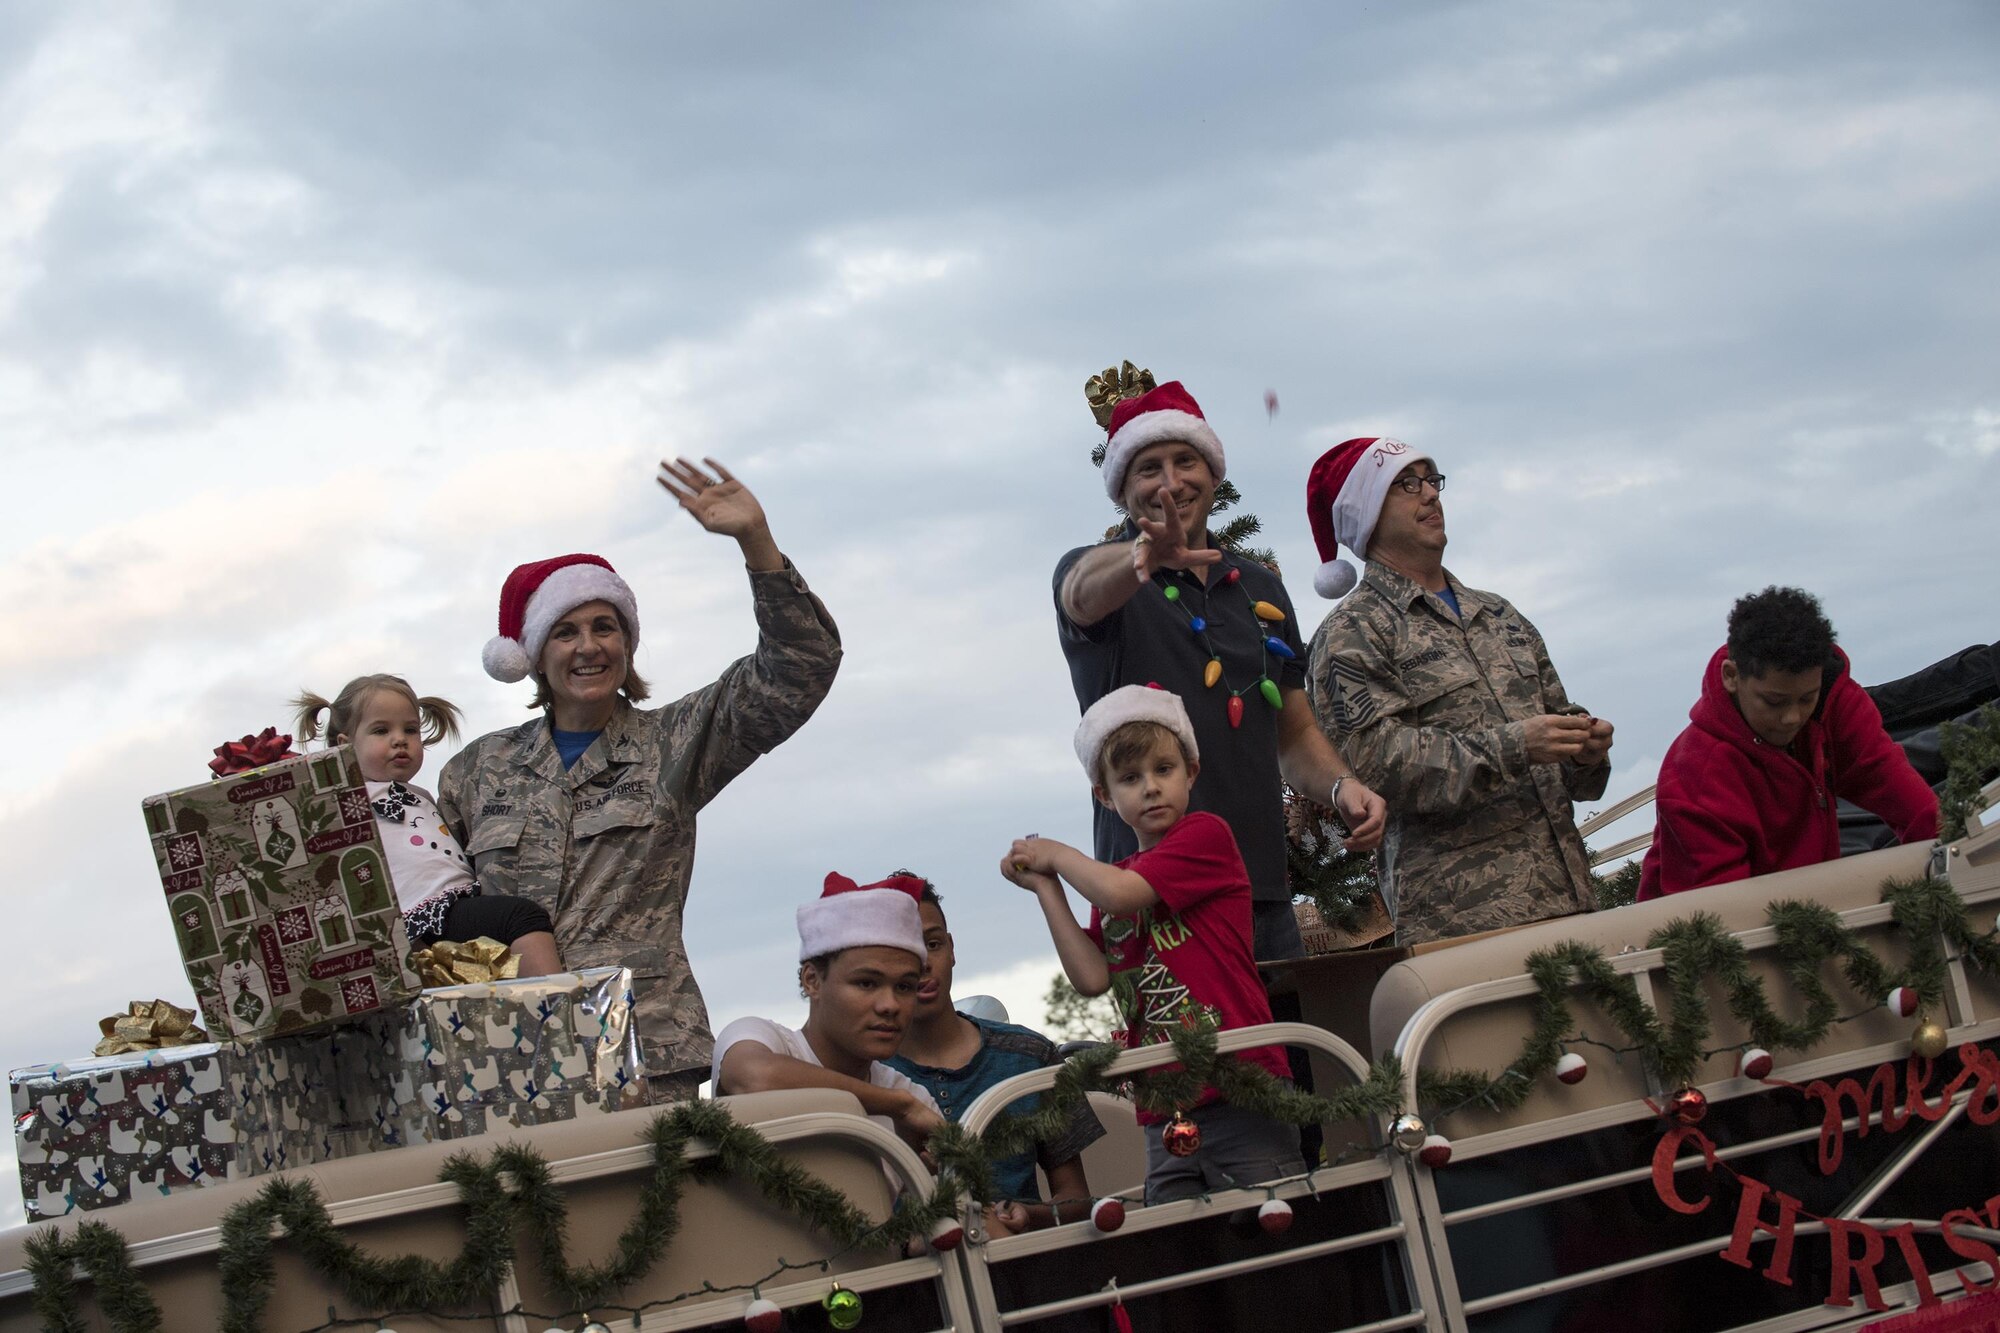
left=208, top=727, right=300, bottom=777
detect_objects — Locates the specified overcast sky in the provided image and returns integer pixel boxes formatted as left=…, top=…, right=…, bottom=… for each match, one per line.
left=3, top=2, right=1996, bottom=1225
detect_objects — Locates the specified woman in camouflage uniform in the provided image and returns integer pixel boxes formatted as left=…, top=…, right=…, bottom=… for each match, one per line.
left=438, top=458, right=842, bottom=1099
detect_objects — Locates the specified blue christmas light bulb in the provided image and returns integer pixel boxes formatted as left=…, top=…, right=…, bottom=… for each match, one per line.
left=1265, top=636, right=1296, bottom=660
left=1190, top=616, right=1207, bottom=634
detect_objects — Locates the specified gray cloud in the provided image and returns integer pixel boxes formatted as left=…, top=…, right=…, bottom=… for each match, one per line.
left=2, top=1, right=1997, bottom=1226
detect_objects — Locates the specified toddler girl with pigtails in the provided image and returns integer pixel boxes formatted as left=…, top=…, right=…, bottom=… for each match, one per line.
left=292, top=674, right=562, bottom=976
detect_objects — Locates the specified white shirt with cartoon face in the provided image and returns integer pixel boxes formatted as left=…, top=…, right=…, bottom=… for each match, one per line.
left=367, top=780, right=476, bottom=913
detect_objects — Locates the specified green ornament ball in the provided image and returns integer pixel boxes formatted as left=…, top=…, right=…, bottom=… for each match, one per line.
left=824, top=1286, right=863, bottom=1330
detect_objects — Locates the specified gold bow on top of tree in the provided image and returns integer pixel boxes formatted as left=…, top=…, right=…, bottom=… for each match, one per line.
left=1085, top=360, right=1157, bottom=458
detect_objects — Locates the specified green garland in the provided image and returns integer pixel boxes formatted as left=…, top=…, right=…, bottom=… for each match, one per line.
left=1284, top=787, right=1380, bottom=932
left=1939, top=703, right=2000, bottom=841
left=23, top=1221, right=162, bottom=1333
left=928, top=1027, right=1407, bottom=1206
left=33, top=1100, right=961, bottom=1333
left=29, top=868, right=2000, bottom=1329
left=1416, top=875, right=1999, bottom=1117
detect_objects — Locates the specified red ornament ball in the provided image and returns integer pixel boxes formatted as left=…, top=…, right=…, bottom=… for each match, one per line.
left=1554, top=1052, right=1588, bottom=1085
left=1257, top=1198, right=1294, bottom=1235
left=1419, top=1133, right=1453, bottom=1168
left=1886, top=987, right=1920, bottom=1018
left=929, top=1217, right=964, bottom=1252
left=1669, top=1087, right=1708, bottom=1125
left=1162, top=1112, right=1202, bottom=1158
left=744, top=1296, right=784, bottom=1333
left=1091, top=1197, right=1126, bottom=1233
left=1738, top=1047, right=1773, bottom=1080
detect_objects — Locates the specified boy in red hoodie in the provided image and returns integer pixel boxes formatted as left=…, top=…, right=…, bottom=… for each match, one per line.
left=1638, top=587, right=1939, bottom=899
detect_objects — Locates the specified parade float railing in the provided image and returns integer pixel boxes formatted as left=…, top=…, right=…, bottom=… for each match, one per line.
left=950, top=1022, right=1444, bottom=1333
left=1576, top=782, right=1657, bottom=867
left=1374, top=799, right=2000, bottom=1333
left=0, top=1088, right=979, bottom=1333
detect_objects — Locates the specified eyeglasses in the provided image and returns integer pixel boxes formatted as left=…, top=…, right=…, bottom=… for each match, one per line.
left=1392, top=473, right=1446, bottom=495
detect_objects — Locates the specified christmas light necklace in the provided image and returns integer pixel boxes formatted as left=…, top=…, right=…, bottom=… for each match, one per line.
left=1156, top=565, right=1294, bottom=727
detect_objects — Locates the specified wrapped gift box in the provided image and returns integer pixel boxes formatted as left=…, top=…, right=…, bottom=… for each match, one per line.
left=9, top=1040, right=373, bottom=1220
left=140, top=746, right=421, bottom=1042
left=11, top=1047, right=234, bottom=1219
left=13, top=969, right=649, bottom=1218
left=373, top=965, right=650, bottom=1144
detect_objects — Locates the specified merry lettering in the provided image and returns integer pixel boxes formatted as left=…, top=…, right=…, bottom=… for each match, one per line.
left=1653, top=1047, right=2000, bottom=1316
left=1802, top=1047, right=2000, bottom=1173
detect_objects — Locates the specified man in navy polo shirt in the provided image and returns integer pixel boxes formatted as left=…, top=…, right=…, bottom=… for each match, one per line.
left=1054, top=373, right=1387, bottom=962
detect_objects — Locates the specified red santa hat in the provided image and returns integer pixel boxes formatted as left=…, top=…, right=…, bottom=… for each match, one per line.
left=481, top=554, right=641, bottom=684
left=1305, top=436, right=1433, bottom=599
left=1098, top=381, right=1227, bottom=501
left=797, top=872, right=928, bottom=963
left=1073, top=683, right=1200, bottom=778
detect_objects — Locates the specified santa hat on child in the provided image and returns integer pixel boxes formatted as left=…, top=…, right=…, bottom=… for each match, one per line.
left=797, top=873, right=928, bottom=963
left=1073, top=683, right=1200, bottom=778
left=482, top=554, right=641, bottom=683
left=1098, top=382, right=1227, bottom=502
left=1305, top=437, right=1434, bottom=600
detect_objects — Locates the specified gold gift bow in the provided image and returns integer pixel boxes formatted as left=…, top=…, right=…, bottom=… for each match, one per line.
left=1084, top=360, right=1157, bottom=429
left=94, top=999, right=209, bottom=1057
left=412, top=936, right=522, bottom=987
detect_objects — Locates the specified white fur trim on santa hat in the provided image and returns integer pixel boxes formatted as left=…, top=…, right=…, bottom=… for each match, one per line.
left=1100, top=411, right=1226, bottom=502
left=797, top=888, right=926, bottom=963
left=1331, top=439, right=1430, bottom=584
left=1073, top=684, right=1199, bottom=779
left=485, top=562, right=640, bottom=684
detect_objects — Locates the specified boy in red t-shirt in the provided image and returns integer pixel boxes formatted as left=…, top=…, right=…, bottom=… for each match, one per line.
left=1003, top=684, right=1304, bottom=1203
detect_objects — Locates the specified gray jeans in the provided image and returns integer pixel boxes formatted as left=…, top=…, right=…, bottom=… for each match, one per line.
left=1143, top=1100, right=1305, bottom=1204
left=1252, top=898, right=1306, bottom=962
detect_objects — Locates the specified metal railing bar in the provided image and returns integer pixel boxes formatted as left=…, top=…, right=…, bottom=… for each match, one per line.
left=994, top=1223, right=1411, bottom=1326
left=638, top=1256, right=945, bottom=1332
left=1588, top=831, right=1654, bottom=867
left=959, top=1022, right=1373, bottom=1138
left=1458, top=1217, right=2000, bottom=1319
left=1458, top=1232, right=1747, bottom=1315
left=1834, top=1090, right=1972, bottom=1219
left=1439, top=1116, right=1854, bottom=1225
left=978, top=1163, right=1395, bottom=1262
left=1577, top=785, right=1658, bottom=841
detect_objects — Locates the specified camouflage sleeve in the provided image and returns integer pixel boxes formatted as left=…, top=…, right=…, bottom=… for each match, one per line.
left=659, top=558, right=843, bottom=812
left=435, top=749, right=471, bottom=844
left=1518, top=611, right=1611, bottom=804
left=1310, top=614, right=1531, bottom=816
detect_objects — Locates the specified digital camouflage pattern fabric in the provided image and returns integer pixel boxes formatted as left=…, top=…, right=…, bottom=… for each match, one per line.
left=1307, top=563, right=1606, bottom=944
left=437, top=562, right=841, bottom=1077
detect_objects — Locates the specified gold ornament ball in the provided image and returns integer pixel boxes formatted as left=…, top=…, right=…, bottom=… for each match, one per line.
left=1913, top=1020, right=1949, bottom=1060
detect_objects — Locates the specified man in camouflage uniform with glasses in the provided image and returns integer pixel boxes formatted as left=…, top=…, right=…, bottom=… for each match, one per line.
left=1301, top=437, right=1614, bottom=946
